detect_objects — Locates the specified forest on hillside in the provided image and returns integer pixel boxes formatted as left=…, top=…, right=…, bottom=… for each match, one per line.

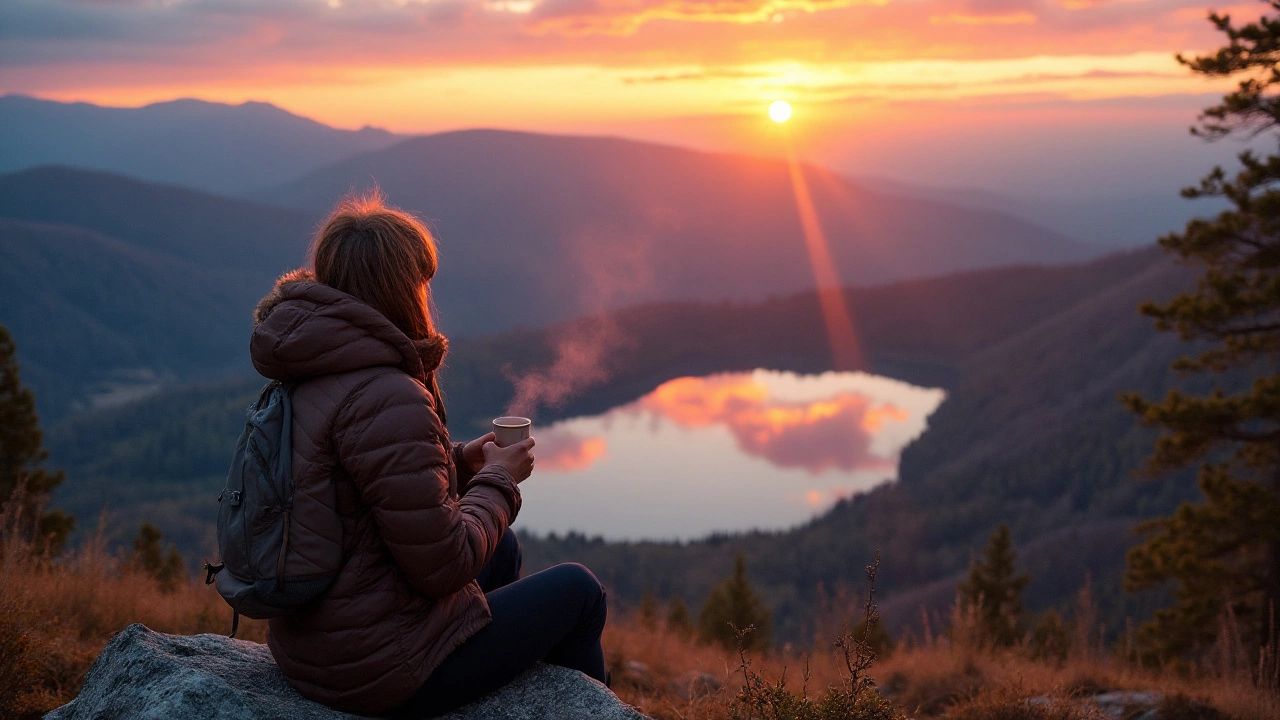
left=28, top=244, right=1213, bottom=643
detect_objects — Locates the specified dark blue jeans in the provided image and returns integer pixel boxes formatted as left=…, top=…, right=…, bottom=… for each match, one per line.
left=391, top=529, right=609, bottom=718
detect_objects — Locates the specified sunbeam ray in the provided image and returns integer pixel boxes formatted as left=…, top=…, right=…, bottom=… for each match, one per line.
left=782, top=132, right=863, bottom=371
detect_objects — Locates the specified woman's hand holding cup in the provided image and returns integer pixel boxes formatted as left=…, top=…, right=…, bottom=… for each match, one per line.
left=461, top=432, right=495, bottom=473
left=482, top=437, right=536, bottom=483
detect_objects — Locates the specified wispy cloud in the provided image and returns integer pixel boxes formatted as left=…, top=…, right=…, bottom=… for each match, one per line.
left=524, top=0, right=882, bottom=36
left=0, top=0, right=1245, bottom=139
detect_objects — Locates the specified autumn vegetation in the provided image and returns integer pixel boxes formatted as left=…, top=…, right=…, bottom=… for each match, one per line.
left=2, top=518, right=1278, bottom=720
left=3, top=6, right=1280, bottom=720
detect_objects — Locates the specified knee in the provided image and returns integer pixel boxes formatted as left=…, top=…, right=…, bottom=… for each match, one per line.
left=557, top=562, right=603, bottom=594
left=555, top=563, right=606, bottom=619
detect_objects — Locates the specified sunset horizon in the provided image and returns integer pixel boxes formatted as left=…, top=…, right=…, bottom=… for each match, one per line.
left=3, top=0, right=1269, bottom=202
left=4, top=1, right=1280, bottom=716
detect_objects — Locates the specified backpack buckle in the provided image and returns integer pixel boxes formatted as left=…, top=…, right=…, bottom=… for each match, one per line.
left=203, top=562, right=225, bottom=585
left=225, top=490, right=241, bottom=506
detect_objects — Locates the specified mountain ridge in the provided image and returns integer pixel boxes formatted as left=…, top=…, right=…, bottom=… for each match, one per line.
left=0, top=162, right=1100, bottom=420
left=0, top=94, right=403, bottom=195
left=36, top=244, right=1194, bottom=642
left=266, top=128, right=1098, bottom=335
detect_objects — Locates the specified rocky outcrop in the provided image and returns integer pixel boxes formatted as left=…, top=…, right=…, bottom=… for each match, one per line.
left=46, top=624, right=649, bottom=720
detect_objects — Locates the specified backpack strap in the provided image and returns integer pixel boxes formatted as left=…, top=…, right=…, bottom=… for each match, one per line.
left=276, top=507, right=292, bottom=592
left=229, top=610, right=240, bottom=639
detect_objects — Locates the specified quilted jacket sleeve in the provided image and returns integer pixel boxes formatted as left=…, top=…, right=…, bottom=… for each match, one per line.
left=333, top=371, right=521, bottom=599
left=452, top=442, right=479, bottom=495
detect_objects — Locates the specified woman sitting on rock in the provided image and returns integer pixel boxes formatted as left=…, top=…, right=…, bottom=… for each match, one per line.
left=249, top=193, right=609, bottom=718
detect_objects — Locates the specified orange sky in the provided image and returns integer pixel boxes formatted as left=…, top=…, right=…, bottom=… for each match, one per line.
left=0, top=0, right=1263, bottom=193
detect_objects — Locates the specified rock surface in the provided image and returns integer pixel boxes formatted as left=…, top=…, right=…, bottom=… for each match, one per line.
left=47, top=623, right=650, bottom=720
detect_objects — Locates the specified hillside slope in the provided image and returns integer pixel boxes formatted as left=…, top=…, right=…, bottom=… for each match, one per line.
left=0, top=163, right=1101, bottom=418
left=0, top=169, right=315, bottom=418
left=267, top=130, right=1099, bottom=334
left=0, top=95, right=401, bottom=195
left=42, top=246, right=1187, bottom=639
left=519, top=251, right=1205, bottom=639
left=0, top=218, right=259, bottom=416
left=0, top=167, right=314, bottom=273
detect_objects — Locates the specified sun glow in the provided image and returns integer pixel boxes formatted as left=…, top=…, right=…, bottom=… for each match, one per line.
left=769, top=100, right=792, bottom=123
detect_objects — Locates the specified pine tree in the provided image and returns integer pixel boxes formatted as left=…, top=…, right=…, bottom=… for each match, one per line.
left=1120, top=3, right=1280, bottom=665
left=130, top=522, right=186, bottom=593
left=699, top=551, right=772, bottom=651
left=0, top=324, right=73, bottom=554
left=957, top=524, right=1030, bottom=648
left=637, top=591, right=660, bottom=630
left=667, top=596, right=694, bottom=638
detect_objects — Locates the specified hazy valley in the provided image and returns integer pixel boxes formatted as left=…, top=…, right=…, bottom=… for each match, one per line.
left=0, top=96, right=1232, bottom=648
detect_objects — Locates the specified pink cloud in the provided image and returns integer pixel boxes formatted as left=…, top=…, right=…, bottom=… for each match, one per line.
left=0, top=0, right=1236, bottom=73
left=535, top=428, right=609, bottom=471
left=635, top=375, right=908, bottom=474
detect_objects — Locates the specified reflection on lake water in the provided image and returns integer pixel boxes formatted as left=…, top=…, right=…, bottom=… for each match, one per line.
left=514, top=369, right=946, bottom=541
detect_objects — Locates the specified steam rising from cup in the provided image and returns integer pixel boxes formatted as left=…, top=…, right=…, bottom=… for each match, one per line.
left=502, top=229, right=651, bottom=418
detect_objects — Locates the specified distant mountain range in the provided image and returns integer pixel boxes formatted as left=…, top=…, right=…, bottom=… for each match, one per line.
left=0, top=140, right=1098, bottom=419
left=864, top=175, right=1233, bottom=250
left=41, top=243, right=1205, bottom=641
left=1, top=94, right=1236, bottom=250
left=0, top=95, right=402, bottom=196
left=263, top=130, right=1096, bottom=335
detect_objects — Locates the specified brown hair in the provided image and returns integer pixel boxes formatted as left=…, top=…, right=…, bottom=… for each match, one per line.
left=312, top=191, right=449, bottom=423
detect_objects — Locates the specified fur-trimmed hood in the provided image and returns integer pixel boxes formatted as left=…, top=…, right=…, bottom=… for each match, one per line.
left=250, top=269, right=447, bottom=383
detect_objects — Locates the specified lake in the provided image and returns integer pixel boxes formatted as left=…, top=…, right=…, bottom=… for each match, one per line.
left=513, top=369, right=945, bottom=541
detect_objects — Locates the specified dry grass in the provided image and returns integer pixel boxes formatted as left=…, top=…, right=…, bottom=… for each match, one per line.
left=0, top=521, right=265, bottom=720
left=1, top=524, right=1276, bottom=720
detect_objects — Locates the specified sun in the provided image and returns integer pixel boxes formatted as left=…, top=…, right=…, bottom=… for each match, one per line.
left=769, top=100, right=792, bottom=123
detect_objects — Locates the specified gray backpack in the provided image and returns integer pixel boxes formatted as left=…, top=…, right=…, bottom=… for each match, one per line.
left=205, top=380, right=340, bottom=636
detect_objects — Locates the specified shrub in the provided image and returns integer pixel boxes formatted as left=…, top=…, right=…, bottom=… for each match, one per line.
left=1029, top=610, right=1070, bottom=665
left=728, top=553, right=903, bottom=720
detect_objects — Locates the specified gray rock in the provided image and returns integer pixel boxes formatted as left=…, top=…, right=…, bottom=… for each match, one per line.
left=668, top=670, right=723, bottom=700
left=47, top=623, right=650, bottom=720
left=1090, top=690, right=1164, bottom=719
left=621, top=660, right=655, bottom=689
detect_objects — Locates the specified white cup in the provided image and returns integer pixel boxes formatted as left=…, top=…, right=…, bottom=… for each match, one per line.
left=492, top=416, right=531, bottom=447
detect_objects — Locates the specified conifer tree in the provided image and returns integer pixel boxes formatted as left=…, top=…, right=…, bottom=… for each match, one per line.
left=1121, top=3, right=1280, bottom=665
left=699, top=551, right=772, bottom=651
left=0, top=324, right=73, bottom=553
left=130, top=522, right=187, bottom=593
left=957, top=524, right=1030, bottom=648
left=637, top=591, right=660, bottom=630
left=667, top=596, right=694, bottom=638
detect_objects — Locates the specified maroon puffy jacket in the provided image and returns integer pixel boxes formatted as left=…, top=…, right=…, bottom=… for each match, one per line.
left=249, top=270, right=521, bottom=715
